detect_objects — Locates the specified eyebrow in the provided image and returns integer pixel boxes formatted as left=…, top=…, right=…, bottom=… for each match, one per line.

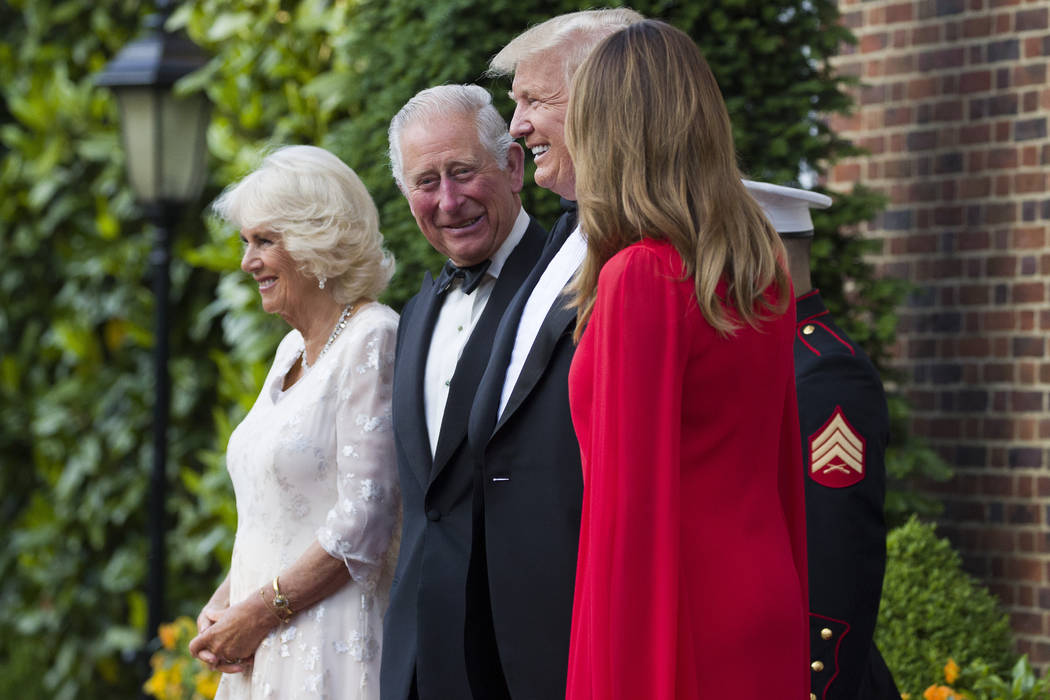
left=410, top=158, right=479, bottom=178
left=241, top=229, right=278, bottom=240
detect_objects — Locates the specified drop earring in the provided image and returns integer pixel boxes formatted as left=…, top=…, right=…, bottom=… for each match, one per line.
left=318, top=275, right=327, bottom=290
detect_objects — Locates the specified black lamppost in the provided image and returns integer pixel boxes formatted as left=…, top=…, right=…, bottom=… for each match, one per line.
left=96, top=1, right=210, bottom=650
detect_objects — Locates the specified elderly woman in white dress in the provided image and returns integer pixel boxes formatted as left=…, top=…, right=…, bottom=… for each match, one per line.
left=188, top=145, right=400, bottom=699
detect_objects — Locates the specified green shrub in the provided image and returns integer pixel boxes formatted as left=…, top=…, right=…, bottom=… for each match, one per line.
left=876, top=517, right=1015, bottom=695
left=927, top=655, right=1050, bottom=700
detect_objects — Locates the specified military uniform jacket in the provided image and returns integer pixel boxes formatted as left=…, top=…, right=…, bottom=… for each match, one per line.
left=380, top=217, right=546, bottom=700
left=794, top=290, right=899, bottom=700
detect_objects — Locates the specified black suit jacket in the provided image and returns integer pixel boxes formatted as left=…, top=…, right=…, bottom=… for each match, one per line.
left=795, top=290, right=899, bottom=700
left=380, top=217, right=546, bottom=700
left=464, top=211, right=583, bottom=700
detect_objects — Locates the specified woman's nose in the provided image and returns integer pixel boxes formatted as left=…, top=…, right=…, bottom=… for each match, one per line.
left=241, top=246, right=258, bottom=272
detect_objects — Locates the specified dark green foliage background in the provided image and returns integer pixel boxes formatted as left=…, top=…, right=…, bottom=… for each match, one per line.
left=1, top=0, right=946, bottom=696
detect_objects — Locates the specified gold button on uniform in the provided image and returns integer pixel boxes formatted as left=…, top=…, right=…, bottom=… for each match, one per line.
left=820, top=627, right=833, bottom=640
left=802, top=324, right=815, bottom=335
left=811, top=660, right=824, bottom=672
left=810, top=694, right=817, bottom=700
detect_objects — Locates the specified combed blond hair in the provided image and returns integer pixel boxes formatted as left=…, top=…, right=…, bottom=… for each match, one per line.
left=488, top=8, right=644, bottom=84
left=566, top=20, right=790, bottom=339
left=213, top=145, right=394, bottom=304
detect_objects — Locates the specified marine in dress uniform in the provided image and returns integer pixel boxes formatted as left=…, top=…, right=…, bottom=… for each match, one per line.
left=746, top=181, right=900, bottom=700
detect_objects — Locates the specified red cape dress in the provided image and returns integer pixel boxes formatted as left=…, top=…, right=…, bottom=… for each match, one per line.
left=566, top=238, right=809, bottom=699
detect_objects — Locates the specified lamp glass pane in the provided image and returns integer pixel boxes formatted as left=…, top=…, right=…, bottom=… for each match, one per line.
left=160, top=93, right=209, bottom=202
left=116, top=88, right=159, bottom=203
left=116, top=88, right=209, bottom=205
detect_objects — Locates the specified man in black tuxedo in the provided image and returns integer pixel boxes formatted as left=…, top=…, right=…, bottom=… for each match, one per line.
left=459, top=10, right=643, bottom=700
left=380, top=84, right=547, bottom=700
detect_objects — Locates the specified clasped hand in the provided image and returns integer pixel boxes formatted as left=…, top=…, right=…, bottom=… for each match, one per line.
left=189, top=597, right=274, bottom=674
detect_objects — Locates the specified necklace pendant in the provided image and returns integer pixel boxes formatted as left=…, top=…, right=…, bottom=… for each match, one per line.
left=301, top=303, right=355, bottom=371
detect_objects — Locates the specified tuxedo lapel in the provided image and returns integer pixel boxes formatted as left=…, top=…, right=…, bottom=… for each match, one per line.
left=468, top=209, right=578, bottom=449
left=393, top=271, right=443, bottom=490
left=430, top=218, right=546, bottom=485
left=494, top=294, right=575, bottom=432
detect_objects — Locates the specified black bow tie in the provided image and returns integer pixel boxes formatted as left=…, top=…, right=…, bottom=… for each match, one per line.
left=434, top=259, right=492, bottom=296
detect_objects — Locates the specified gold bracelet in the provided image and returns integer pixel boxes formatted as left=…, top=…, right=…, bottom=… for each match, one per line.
left=260, top=575, right=294, bottom=623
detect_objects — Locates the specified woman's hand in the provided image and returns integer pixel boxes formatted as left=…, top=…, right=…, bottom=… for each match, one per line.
left=189, top=592, right=274, bottom=674
left=196, top=600, right=227, bottom=636
left=189, top=545, right=352, bottom=675
left=197, top=576, right=231, bottom=637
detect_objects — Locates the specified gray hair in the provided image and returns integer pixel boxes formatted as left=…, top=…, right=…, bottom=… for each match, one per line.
left=488, top=8, right=644, bottom=86
left=388, top=84, right=515, bottom=189
left=213, top=145, right=395, bottom=304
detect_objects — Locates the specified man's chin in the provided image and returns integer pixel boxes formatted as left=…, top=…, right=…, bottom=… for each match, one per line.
left=533, top=170, right=555, bottom=193
left=534, top=170, right=573, bottom=200
left=447, top=242, right=493, bottom=268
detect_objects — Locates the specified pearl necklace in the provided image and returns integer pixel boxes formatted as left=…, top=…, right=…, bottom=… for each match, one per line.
left=301, top=304, right=355, bottom=370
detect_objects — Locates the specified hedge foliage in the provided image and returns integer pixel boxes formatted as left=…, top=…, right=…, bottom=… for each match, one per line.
left=876, top=517, right=1016, bottom=696
left=1, top=0, right=945, bottom=696
left=0, top=2, right=223, bottom=698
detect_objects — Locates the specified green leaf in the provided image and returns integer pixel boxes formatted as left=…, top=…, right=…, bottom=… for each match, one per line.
left=100, top=549, right=145, bottom=594
left=206, top=11, right=254, bottom=41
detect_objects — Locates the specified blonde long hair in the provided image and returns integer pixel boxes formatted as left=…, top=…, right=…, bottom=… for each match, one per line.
left=565, top=20, right=789, bottom=339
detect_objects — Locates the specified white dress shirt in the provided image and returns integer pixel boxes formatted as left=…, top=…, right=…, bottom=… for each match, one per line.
left=498, top=223, right=586, bottom=418
left=424, top=207, right=531, bottom=456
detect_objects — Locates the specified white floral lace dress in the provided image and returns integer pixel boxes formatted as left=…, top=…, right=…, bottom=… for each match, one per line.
left=217, top=303, right=400, bottom=700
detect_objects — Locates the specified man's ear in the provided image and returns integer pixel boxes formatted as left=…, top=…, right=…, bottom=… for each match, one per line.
left=506, top=142, right=525, bottom=194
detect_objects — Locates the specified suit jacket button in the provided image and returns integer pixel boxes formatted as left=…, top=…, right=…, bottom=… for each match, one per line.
left=820, top=627, right=833, bottom=640
left=811, top=660, right=825, bottom=672
left=802, top=324, right=815, bottom=335
left=426, top=509, right=441, bottom=522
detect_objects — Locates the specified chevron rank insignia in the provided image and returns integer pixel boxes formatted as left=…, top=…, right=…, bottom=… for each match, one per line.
left=808, top=406, right=865, bottom=488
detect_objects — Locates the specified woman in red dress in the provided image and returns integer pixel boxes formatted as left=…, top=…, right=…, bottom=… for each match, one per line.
left=564, top=20, right=809, bottom=699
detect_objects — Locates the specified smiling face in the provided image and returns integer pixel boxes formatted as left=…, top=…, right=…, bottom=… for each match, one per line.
left=398, top=116, right=524, bottom=267
left=509, top=50, right=575, bottom=200
left=240, top=226, right=316, bottom=319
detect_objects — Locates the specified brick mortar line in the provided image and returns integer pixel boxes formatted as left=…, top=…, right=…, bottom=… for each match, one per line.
left=834, top=122, right=1050, bottom=134
left=832, top=127, right=1050, bottom=138
left=834, top=188, right=1050, bottom=195
left=834, top=78, right=1050, bottom=96
left=839, top=26, right=1049, bottom=43
left=834, top=40, right=1050, bottom=64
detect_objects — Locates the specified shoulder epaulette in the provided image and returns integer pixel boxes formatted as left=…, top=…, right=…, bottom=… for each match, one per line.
left=796, top=311, right=856, bottom=358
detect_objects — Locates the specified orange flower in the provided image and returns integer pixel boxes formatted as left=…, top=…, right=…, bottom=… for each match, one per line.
left=158, top=622, right=177, bottom=650
left=944, top=658, right=960, bottom=685
left=923, top=685, right=953, bottom=700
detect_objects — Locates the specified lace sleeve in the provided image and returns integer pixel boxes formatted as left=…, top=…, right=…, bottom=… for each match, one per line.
left=316, top=314, right=399, bottom=585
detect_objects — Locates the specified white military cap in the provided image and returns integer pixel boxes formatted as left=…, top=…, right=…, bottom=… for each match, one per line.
left=743, top=179, right=832, bottom=238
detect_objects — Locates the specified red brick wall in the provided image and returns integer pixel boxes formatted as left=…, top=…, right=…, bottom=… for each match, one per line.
left=828, top=0, right=1050, bottom=664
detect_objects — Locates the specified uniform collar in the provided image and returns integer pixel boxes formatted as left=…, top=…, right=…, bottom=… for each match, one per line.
left=795, top=288, right=827, bottom=323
